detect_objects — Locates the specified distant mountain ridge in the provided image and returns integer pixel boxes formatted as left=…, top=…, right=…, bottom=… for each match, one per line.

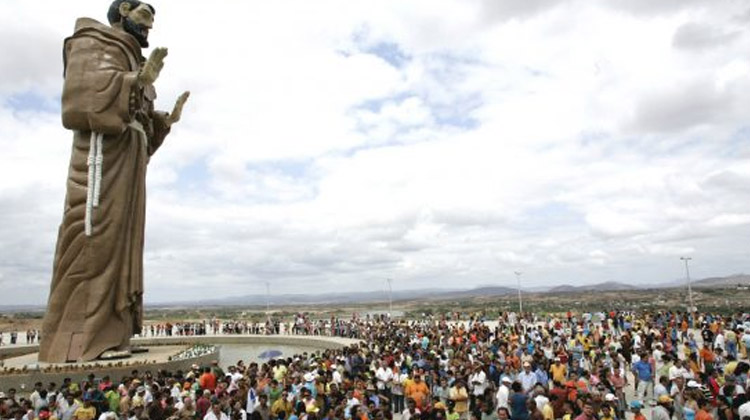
left=1, top=274, right=747, bottom=311
left=172, top=285, right=520, bottom=308
left=692, top=273, right=750, bottom=288
left=549, top=281, right=637, bottom=293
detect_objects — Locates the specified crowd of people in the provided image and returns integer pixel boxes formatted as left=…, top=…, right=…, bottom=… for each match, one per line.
left=141, top=314, right=366, bottom=338
left=1, top=310, right=750, bottom=420
left=0, top=330, right=40, bottom=346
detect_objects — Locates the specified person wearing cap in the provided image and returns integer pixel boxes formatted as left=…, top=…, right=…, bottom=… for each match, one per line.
left=495, top=377, right=511, bottom=410
left=630, top=401, right=646, bottom=420
left=96, top=411, right=117, bottom=420
left=653, top=395, right=673, bottom=420
left=131, top=386, right=147, bottom=409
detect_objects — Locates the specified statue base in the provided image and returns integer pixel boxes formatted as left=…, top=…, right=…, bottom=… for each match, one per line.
left=0, top=344, right=218, bottom=392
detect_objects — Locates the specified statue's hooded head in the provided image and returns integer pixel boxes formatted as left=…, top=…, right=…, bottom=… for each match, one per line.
left=107, top=0, right=156, bottom=48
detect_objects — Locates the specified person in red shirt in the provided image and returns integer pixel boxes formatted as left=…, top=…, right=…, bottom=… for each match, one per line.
left=199, top=367, right=217, bottom=392
left=196, top=389, right=212, bottom=419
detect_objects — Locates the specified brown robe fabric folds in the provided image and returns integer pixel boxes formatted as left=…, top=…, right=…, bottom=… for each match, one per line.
left=39, top=18, right=170, bottom=363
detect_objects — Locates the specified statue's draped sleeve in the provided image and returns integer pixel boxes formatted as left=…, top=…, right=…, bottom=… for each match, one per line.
left=61, top=30, right=139, bottom=135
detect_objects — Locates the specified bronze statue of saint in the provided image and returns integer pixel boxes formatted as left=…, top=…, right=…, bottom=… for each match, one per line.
left=39, top=0, right=189, bottom=362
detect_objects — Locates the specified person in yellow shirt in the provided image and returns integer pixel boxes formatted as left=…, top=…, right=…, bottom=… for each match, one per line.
left=271, top=391, right=293, bottom=419
left=72, top=398, right=97, bottom=420
left=542, top=398, right=554, bottom=420
left=550, top=358, right=567, bottom=384
left=599, top=404, right=616, bottom=420
left=449, top=379, right=469, bottom=420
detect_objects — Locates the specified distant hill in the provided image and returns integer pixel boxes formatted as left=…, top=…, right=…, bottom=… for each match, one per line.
left=691, top=274, right=750, bottom=288
left=2, top=274, right=747, bottom=311
left=181, top=285, right=520, bottom=308
left=175, top=288, right=462, bottom=308
left=447, top=286, right=518, bottom=298
left=549, top=281, right=637, bottom=293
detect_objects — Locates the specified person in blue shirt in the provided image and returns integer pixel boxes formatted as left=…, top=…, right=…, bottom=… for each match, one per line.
left=509, top=382, right=529, bottom=420
left=534, top=365, right=549, bottom=389
left=632, top=352, right=654, bottom=403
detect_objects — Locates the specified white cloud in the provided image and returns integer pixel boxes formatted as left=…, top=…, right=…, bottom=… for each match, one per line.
left=1, top=0, right=749, bottom=305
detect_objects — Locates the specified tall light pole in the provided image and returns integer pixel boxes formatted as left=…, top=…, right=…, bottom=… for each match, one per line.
left=680, top=257, right=695, bottom=313
left=386, top=278, right=393, bottom=317
left=264, top=281, right=270, bottom=317
left=514, top=271, right=523, bottom=315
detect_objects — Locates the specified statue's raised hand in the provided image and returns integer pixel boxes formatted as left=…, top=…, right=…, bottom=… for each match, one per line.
left=138, top=47, right=168, bottom=85
left=166, top=91, right=190, bottom=126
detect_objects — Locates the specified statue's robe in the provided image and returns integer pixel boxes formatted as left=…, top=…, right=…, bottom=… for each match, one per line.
left=39, top=17, right=170, bottom=363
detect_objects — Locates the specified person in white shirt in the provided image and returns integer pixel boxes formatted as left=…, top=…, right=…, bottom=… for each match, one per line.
left=518, top=362, right=537, bottom=393
left=332, top=367, right=343, bottom=385
left=496, top=377, right=511, bottom=410
left=669, top=359, right=689, bottom=381
left=654, top=376, right=670, bottom=400
left=392, top=368, right=408, bottom=413
left=375, top=361, right=394, bottom=396
left=653, top=345, right=664, bottom=372
left=470, top=365, right=488, bottom=402
left=204, top=402, right=230, bottom=420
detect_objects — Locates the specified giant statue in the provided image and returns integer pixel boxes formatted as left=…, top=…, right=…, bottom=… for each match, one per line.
left=39, top=0, right=189, bottom=362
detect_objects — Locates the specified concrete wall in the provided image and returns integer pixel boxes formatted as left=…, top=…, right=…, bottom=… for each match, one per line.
left=130, top=335, right=360, bottom=349
left=0, top=344, right=38, bottom=360
left=0, top=335, right=361, bottom=392
left=0, top=349, right=218, bottom=393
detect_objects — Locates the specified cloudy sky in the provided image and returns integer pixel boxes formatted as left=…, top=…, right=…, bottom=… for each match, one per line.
left=1, top=0, right=749, bottom=306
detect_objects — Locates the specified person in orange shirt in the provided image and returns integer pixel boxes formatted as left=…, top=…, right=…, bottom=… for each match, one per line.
left=695, top=398, right=714, bottom=420
left=507, top=352, right=520, bottom=371
left=405, top=374, right=430, bottom=410
left=199, top=367, right=217, bottom=392
left=699, top=344, right=715, bottom=373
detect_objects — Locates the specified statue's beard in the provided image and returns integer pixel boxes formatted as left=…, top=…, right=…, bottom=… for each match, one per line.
left=123, top=17, right=149, bottom=48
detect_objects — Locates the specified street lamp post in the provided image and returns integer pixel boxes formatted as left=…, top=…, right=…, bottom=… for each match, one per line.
left=386, top=278, right=393, bottom=317
left=680, top=257, right=695, bottom=313
left=514, top=271, right=523, bottom=315
left=265, top=281, right=270, bottom=317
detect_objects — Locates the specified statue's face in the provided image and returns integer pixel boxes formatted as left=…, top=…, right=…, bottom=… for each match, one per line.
left=120, top=2, right=154, bottom=48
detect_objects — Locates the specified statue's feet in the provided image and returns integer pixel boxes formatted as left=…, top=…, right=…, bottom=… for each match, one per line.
left=98, top=349, right=132, bottom=360
left=131, top=346, right=149, bottom=354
